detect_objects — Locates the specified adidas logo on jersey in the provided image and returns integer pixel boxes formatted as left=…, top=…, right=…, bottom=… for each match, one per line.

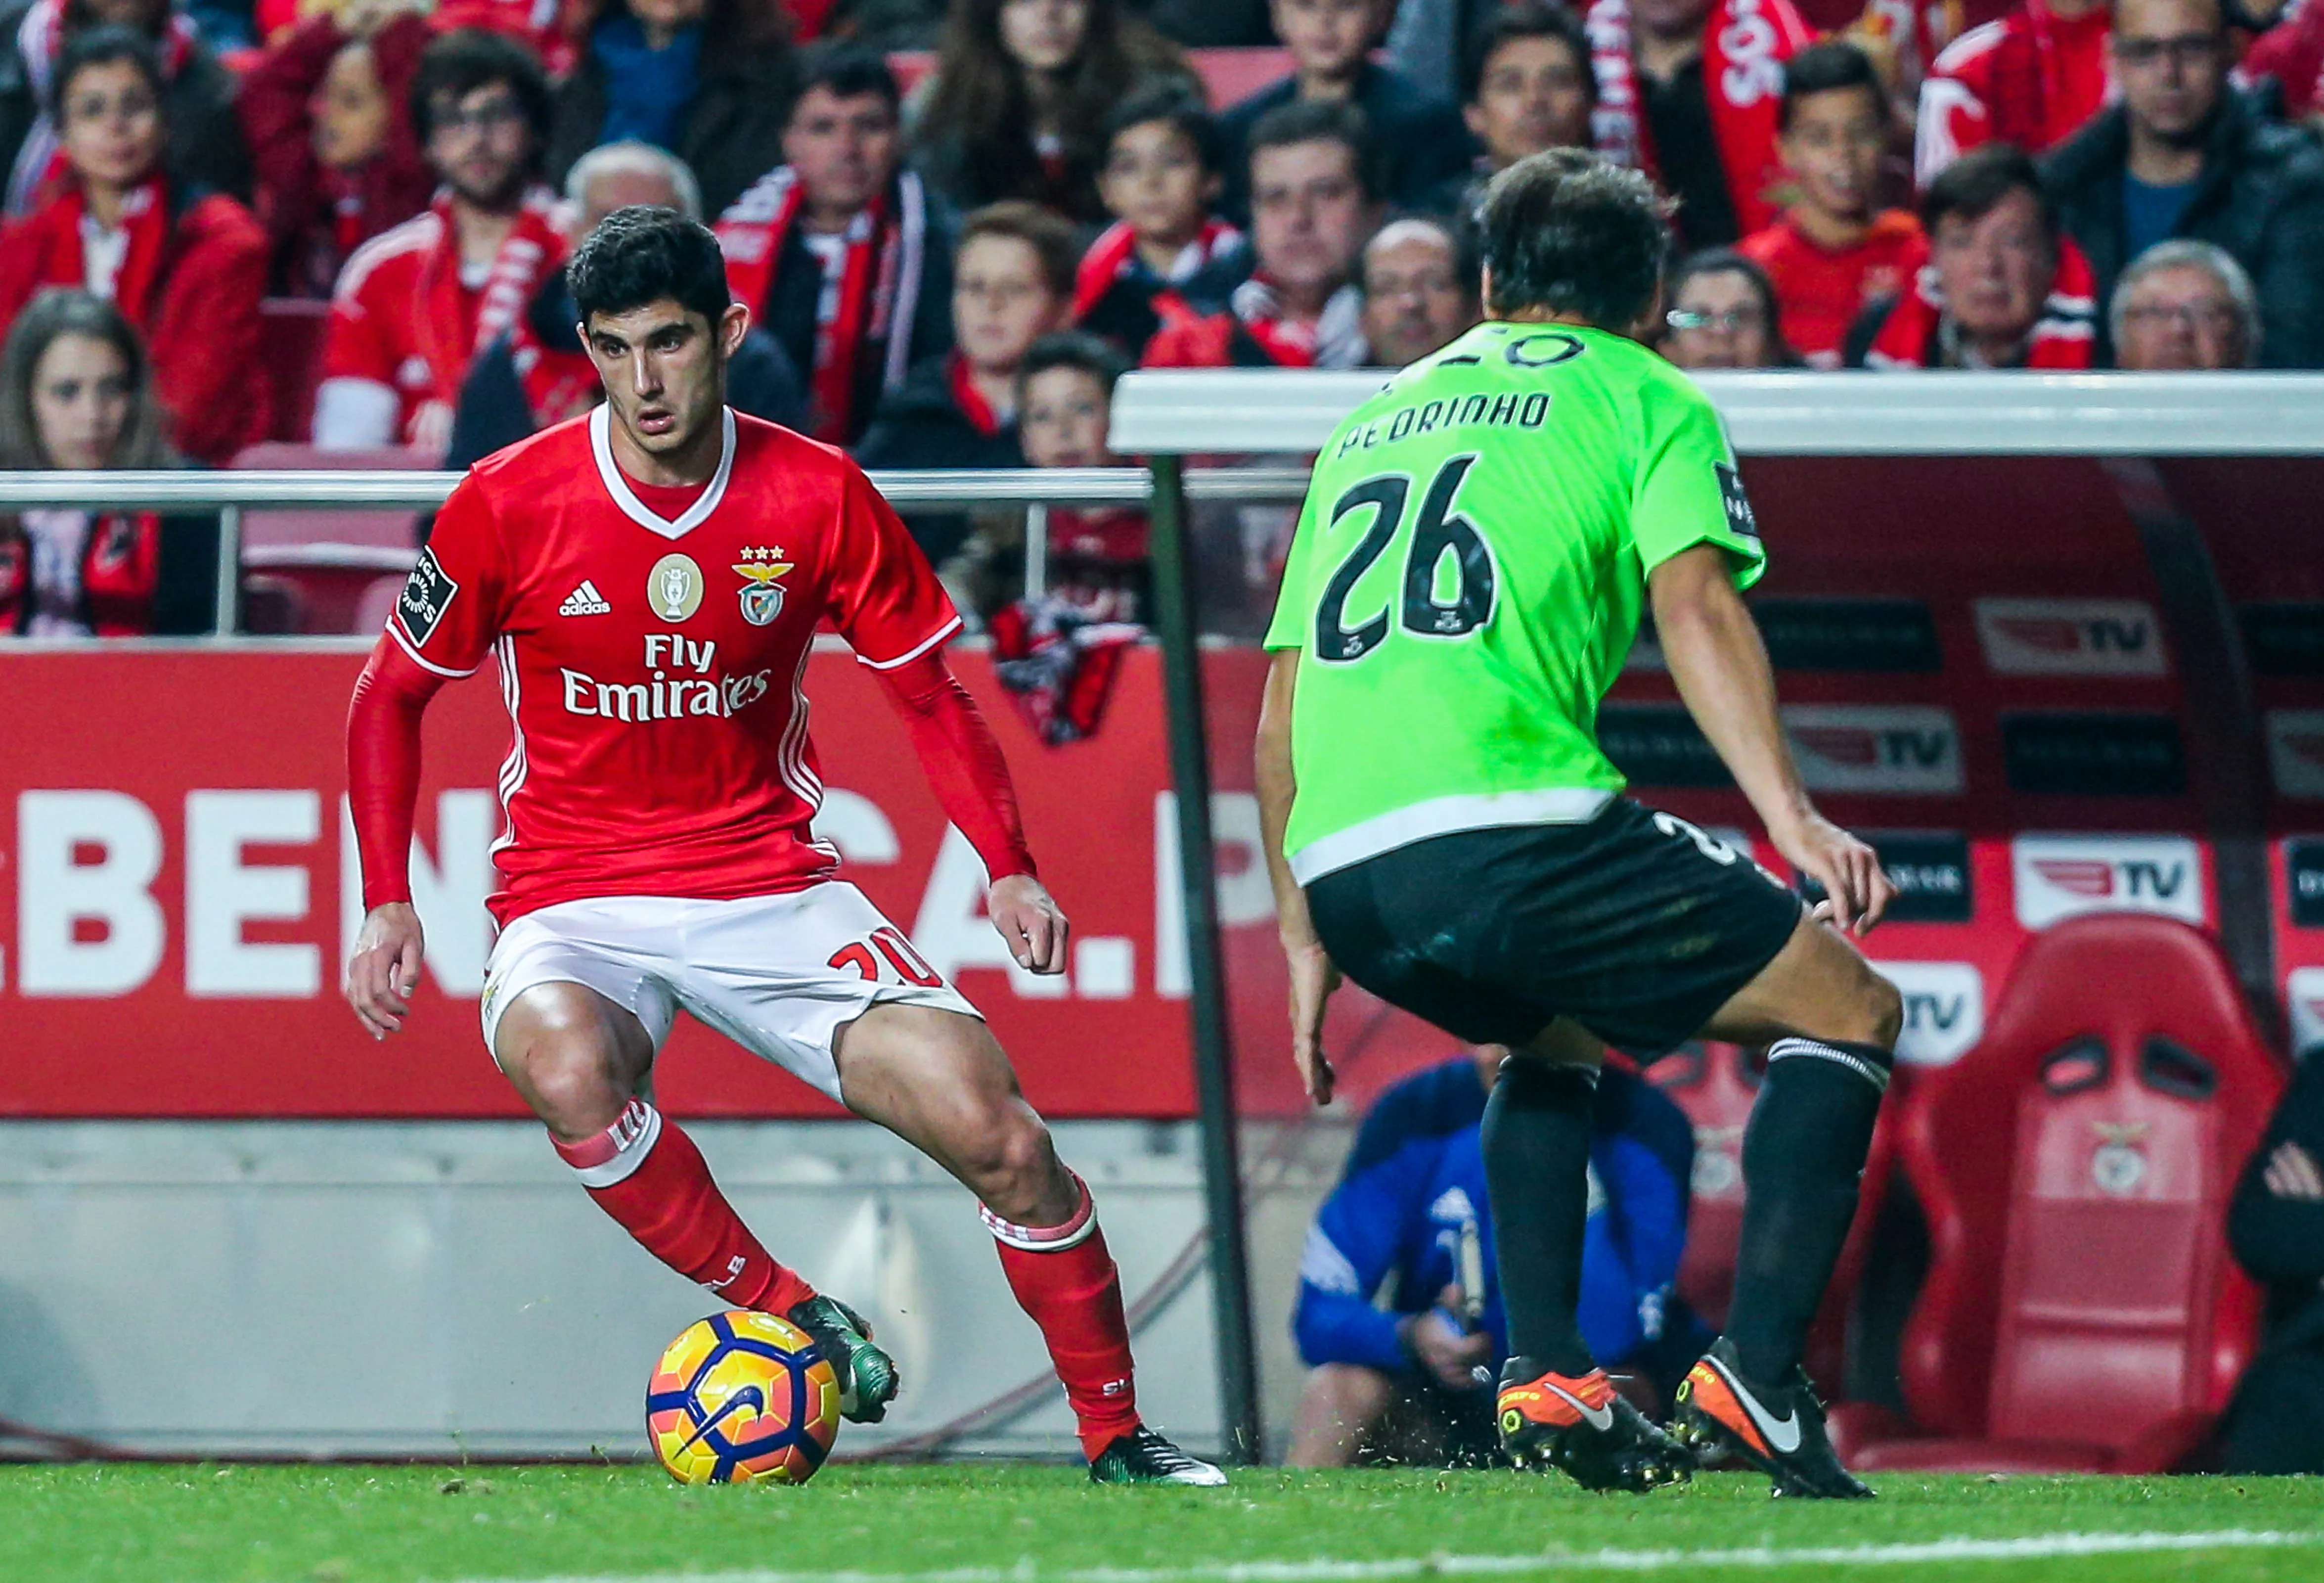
left=560, top=580, right=612, bottom=616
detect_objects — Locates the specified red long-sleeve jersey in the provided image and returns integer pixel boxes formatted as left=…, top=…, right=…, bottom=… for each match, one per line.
left=348, top=407, right=1034, bottom=926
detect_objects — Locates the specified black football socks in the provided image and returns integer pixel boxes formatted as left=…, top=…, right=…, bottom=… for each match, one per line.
left=1723, top=1037, right=1894, bottom=1388
left=1481, top=1057, right=1602, bottom=1378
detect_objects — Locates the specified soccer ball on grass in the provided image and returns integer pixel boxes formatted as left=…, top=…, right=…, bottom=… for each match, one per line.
left=646, top=1311, right=842, bottom=1484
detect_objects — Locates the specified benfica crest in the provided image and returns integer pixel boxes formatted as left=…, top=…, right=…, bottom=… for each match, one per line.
left=733, top=546, right=793, bottom=627
left=2091, top=1121, right=2152, bottom=1196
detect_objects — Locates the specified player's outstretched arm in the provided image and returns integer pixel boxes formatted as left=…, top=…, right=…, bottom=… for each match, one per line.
left=873, top=652, right=1067, bottom=973
left=1649, top=544, right=1894, bottom=933
left=345, top=633, right=448, bottom=1036
left=1257, top=648, right=1339, bottom=1105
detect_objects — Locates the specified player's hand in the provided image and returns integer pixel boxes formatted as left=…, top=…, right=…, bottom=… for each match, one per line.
left=1287, top=939, right=1341, bottom=1107
left=1773, top=810, right=1893, bottom=935
left=346, top=902, right=425, bottom=1040
left=1401, top=1292, right=1492, bottom=1391
left=989, top=873, right=1069, bottom=974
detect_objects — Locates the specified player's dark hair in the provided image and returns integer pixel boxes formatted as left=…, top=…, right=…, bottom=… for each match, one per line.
left=1104, top=86, right=1223, bottom=177
left=792, top=40, right=901, bottom=118
left=1922, top=141, right=2056, bottom=243
left=1478, top=147, right=1670, bottom=329
left=569, top=206, right=734, bottom=329
left=1248, top=97, right=1381, bottom=203
left=958, top=199, right=1080, bottom=301
left=50, top=25, right=164, bottom=119
left=1017, top=330, right=1129, bottom=402
left=1461, top=2, right=1596, bottom=110
left=410, top=27, right=552, bottom=149
left=1778, top=41, right=1885, bottom=132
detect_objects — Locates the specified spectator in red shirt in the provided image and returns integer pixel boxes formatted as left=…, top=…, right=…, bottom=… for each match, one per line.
left=1422, top=1, right=1597, bottom=221
left=1917, top=0, right=2114, bottom=187
left=1587, top=0, right=1816, bottom=249
left=0, top=26, right=268, bottom=463
left=1143, top=99, right=1376, bottom=369
left=0, top=288, right=217, bottom=634
left=1076, top=88, right=1244, bottom=358
left=1659, top=247, right=1797, bottom=367
left=910, top=0, right=1195, bottom=226
left=313, top=27, right=561, bottom=457
left=716, top=42, right=954, bottom=447
left=1740, top=42, right=1928, bottom=367
left=0, top=0, right=248, bottom=219
left=236, top=0, right=435, bottom=297
left=1849, top=142, right=2098, bottom=367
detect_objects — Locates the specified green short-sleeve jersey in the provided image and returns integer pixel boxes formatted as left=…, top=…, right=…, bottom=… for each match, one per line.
left=1263, top=320, right=1766, bottom=884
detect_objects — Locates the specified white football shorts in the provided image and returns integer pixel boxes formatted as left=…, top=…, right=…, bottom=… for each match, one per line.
left=478, top=884, right=981, bottom=1102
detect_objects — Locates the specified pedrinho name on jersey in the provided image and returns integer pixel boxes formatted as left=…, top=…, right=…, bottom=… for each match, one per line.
left=1331, top=389, right=1552, bottom=460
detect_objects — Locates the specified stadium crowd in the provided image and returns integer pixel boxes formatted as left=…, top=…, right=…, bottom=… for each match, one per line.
left=4, top=0, right=2324, bottom=635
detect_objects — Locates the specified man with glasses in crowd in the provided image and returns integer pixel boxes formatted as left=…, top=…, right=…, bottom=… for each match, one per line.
left=2042, top=0, right=2324, bottom=366
left=2108, top=238, right=2260, bottom=369
left=314, top=28, right=563, bottom=454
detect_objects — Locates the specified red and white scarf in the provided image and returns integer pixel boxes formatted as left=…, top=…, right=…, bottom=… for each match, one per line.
left=1070, top=217, right=1242, bottom=322
left=414, top=185, right=563, bottom=413
left=715, top=166, right=928, bottom=444
left=26, top=178, right=174, bottom=324
left=1587, top=0, right=1812, bottom=239
left=1863, top=241, right=2097, bottom=369
left=948, top=350, right=1004, bottom=437
left=6, top=0, right=198, bottom=217
left=1227, top=273, right=1368, bottom=369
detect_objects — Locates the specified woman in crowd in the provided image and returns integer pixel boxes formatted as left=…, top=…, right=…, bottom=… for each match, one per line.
left=236, top=0, right=435, bottom=296
left=543, top=0, right=797, bottom=219
left=1658, top=247, right=1798, bottom=371
left=0, top=26, right=269, bottom=463
left=0, top=0, right=247, bottom=217
left=912, top=0, right=1193, bottom=226
left=0, top=289, right=216, bottom=636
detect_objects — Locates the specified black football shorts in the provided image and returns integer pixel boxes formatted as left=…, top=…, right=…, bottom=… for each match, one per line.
left=1304, top=797, right=1805, bottom=1055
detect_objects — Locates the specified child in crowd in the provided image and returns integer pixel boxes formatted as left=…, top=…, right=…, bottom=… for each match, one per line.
left=1739, top=42, right=1926, bottom=368
left=1076, top=90, right=1247, bottom=359
left=988, top=331, right=1148, bottom=744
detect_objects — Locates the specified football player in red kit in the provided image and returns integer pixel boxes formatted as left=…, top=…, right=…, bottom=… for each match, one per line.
left=343, top=206, right=1224, bottom=1486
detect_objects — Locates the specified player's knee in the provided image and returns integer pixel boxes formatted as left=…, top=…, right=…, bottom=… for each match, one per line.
left=961, top=1107, right=1063, bottom=1221
left=510, top=1032, right=632, bottom=1141
left=1849, top=967, right=1904, bottom=1052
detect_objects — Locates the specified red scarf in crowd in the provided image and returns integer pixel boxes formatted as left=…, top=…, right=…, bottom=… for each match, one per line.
left=5, top=0, right=198, bottom=216
left=19, top=179, right=176, bottom=324
left=948, top=351, right=1004, bottom=437
left=1862, top=241, right=2097, bottom=369
left=715, top=166, right=929, bottom=444
left=0, top=511, right=164, bottom=635
left=1226, top=273, right=1368, bottom=369
left=1587, top=0, right=1812, bottom=238
left=1070, top=218, right=1243, bottom=322
left=413, top=186, right=563, bottom=413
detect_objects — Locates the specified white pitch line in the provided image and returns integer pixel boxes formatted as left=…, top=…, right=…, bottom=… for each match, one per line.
left=451, top=1528, right=2322, bottom=1583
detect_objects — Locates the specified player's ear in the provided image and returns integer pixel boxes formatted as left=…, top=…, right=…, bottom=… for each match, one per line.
left=718, top=301, right=751, bottom=358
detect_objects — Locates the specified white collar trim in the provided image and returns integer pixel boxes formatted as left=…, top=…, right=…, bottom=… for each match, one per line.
left=589, top=404, right=737, bottom=541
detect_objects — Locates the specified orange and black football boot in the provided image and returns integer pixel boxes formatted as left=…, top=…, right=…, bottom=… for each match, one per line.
left=1669, top=1338, right=1871, bottom=1499
left=1495, top=1357, right=1691, bottom=1492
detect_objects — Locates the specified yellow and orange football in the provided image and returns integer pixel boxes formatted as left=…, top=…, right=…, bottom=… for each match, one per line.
left=646, top=1311, right=842, bottom=1484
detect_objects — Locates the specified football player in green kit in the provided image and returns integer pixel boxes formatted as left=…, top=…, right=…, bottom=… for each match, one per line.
left=1257, top=149, right=1900, bottom=1498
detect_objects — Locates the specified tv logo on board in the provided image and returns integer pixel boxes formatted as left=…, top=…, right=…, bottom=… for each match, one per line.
left=1782, top=706, right=1963, bottom=794
left=1974, top=599, right=2167, bottom=676
left=2266, top=711, right=2324, bottom=799
left=1876, top=962, right=1984, bottom=1065
left=2291, top=968, right=2324, bottom=1056
left=2011, top=836, right=2205, bottom=928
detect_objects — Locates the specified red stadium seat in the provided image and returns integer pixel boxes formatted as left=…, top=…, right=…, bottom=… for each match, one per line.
left=1651, top=1041, right=1896, bottom=1390
left=229, top=443, right=434, bottom=633
left=256, top=298, right=333, bottom=444
left=1832, top=916, right=2281, bottom=1474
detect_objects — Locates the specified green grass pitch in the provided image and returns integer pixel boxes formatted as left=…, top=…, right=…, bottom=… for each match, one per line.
left=1, top=1464, right=2318, bottom=1583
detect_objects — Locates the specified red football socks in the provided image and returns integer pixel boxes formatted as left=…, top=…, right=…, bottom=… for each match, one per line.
left=983, top=1175, right=1141, bottom=1460
left=553, top=1100, right=816, bottom=1316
